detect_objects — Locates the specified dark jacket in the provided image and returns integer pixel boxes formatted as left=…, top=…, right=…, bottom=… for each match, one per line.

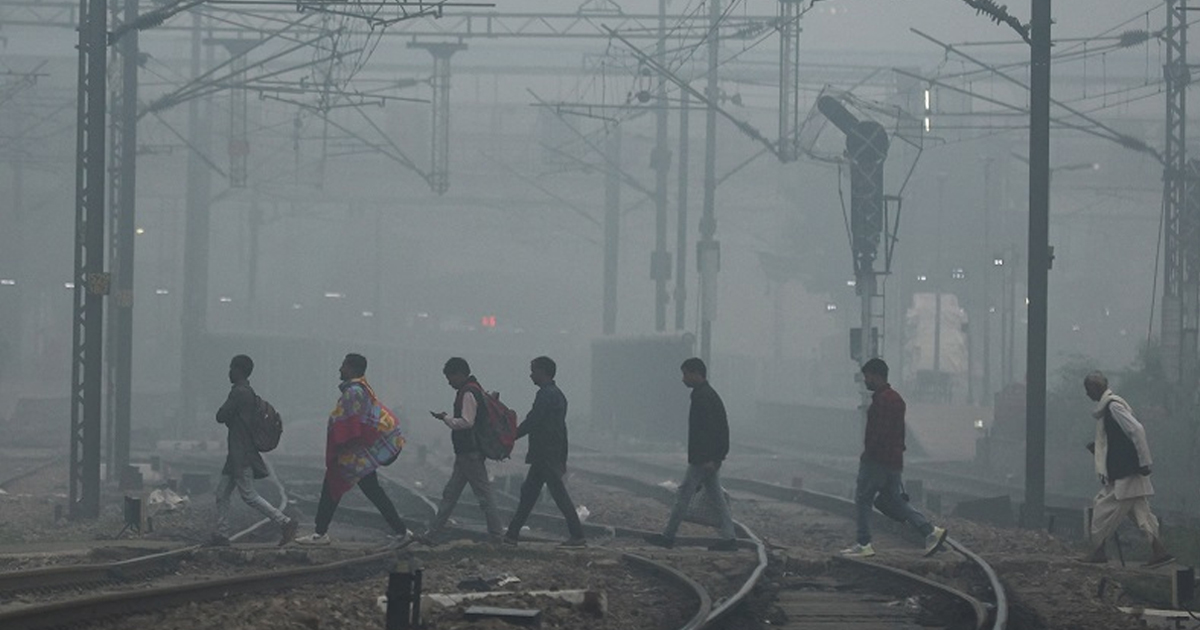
left=863, top=384, right=906, bottom=471
left=1103, top=403, right=1141, bottom=481
left=517, top=380, right=569, bottom=471
left=217, top=379, right=268, bottom=479
left=451, top=376, right=486, bottom=455
left=687, top=381, right=729, bottom=465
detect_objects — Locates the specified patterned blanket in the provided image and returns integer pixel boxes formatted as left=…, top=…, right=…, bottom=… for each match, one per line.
left=325, top=378, right=405, bottom=500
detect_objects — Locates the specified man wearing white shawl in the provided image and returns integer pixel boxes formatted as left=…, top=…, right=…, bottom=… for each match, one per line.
left=1080, top=371, right=1173, bottom=567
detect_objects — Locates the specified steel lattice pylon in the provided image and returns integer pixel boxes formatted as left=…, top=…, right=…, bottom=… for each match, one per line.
left=1161, top=0, right=1193, bottom=386
left=71, top=0, right=108, bottom=520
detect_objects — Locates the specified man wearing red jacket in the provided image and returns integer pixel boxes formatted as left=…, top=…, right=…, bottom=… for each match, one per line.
left=841, top=358, right=947, bottom=558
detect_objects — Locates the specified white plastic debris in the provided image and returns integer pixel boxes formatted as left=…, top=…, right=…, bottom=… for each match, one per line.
left=147, top=487, right=188, bottom=510
left=576, top=505, right=590, bottom=522
left=658, top=480, right=679, bottom=491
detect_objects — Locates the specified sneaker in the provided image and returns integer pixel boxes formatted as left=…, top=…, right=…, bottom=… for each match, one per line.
left=278, top=520, right=298, bottom=547
left=840, top=543, right=875, bottom=558
left=707, top=539, right=738, bottom=552
left=295, top=532, right=331, bottom=546
left=1076, top=547, right=1108, bottom=564
left=559, top=537, right=587, bottom=548
left=643, top=533, right=675, bottom=549
left=388, top=531, right=414, bottom=548
left=501, top=536, right=519, bottom=547
left=923, top=526, right=948, bottom=557
left=206, top=534, right=231, bottom=547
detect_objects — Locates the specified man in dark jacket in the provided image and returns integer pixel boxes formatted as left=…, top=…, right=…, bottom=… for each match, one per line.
left=502, top=356, right=586, bottom=547
left=211, top=354, right=296, bottom=546
left=645, top=357, right=737, bottom=551
left=841, top=358, right=946, bottom=558
left=422, top=357, right=504, bottom=542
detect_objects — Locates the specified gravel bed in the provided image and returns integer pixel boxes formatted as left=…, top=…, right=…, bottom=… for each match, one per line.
left=85, top=545, right=700, bottom=630
left=0, top=446, right=1182, bottom=630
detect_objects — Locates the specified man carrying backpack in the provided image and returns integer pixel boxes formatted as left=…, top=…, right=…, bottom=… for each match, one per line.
left=211, top=354, right=297, bottom=547
left=296, top=353, right=411, bottom=546
left=420, top=357, right=505, bottom=543
left=502, top=356, right=586, bottom=548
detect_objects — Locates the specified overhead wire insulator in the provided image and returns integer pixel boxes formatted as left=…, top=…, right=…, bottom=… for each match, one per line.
left=1118, top=29, right=1151, bottom=49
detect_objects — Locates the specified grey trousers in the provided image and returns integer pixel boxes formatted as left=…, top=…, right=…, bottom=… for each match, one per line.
left=428, top=451, right=504, bottom=536
left=663, top=463, right=736, bottom=541
left=215, top=466, right=289, bottom=537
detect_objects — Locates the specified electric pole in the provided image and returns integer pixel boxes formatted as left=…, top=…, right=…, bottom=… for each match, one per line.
left=1024, top=0, right=1051, bottom=529
left=70, top=0, right=108, bottom=519
left=675, top=90, right=690, bottom=332
left=698, top=0, right=721, bottom=365
left=180, top=13, right=213, bottom=437
left=603, top=127, right=621, bottom=335
left=106, top=0, right=138, bottom=483
left=651, top=0, right=671, bottom=331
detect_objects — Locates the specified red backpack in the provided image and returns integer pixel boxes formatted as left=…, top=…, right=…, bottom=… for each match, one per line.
left=463, top=382, right=518, bottom=460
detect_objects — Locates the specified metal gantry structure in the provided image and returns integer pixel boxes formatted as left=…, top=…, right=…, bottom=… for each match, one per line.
left=1160, top=0, right=1196, bottom=392
left=3, top=0, right=792, bottom=517
left=70, top=0, right=109, bottom=519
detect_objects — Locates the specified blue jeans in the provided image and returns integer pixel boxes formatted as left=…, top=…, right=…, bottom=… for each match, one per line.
left=663, top=463, right=736, bottom=541
left=854, top=459, right=932, bottom=545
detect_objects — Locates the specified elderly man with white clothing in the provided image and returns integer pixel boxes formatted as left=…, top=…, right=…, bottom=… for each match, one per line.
left=1079, top=371, right=1173, bottom=567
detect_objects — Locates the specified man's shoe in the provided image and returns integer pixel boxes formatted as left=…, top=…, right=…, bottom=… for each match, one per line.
left=1077, top=548, right=1108, bottom=564
left=206, top=534, right=231, bottom=547
left=501, top=536, right=519, bottom=547
left=707, top=538, right=738, bottom=552
left=923, top=526, right=948, bottom=557
left=388, top=531, right=414, bottom=548
left=295, top=532, right=331, bottom=546
left=559, top=537, right=587, bottom=548
left=413, top=530, right=439, bottom=547
left=1143, top=554, right=1176, bottom=569
left=643, top=533, right=675, bottom=549
left=840, top=543, right=875, bottom=558
left=278, top=519, right=298, bottom=547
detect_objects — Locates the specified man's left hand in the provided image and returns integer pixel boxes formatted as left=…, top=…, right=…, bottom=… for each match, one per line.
left=1139, top=466, right=1152, bottom=476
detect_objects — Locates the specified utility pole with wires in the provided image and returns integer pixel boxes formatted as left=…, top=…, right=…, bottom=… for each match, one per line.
left=651, top=0, right=671, bottom=332
left=1024, top=0, right=1051, bottom=530
left=698, top=0, right=721, bottom=366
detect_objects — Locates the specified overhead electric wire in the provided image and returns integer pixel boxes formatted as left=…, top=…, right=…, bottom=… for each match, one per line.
left=910, top=29, right=1163, bottom=163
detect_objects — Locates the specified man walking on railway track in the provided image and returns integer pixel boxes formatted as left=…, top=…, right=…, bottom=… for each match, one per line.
left=295, top=353, right=412, bottom=547
left=502, top=356, right=587, bottom=548
left=841, top=358, right=947, bottom=559
left=420, top=357, right=505, bottom=543
left=1078, top=371, right=1174, bottom=567
left=644, top=357, right=738, bottom=552
left=211, top=354, right=297, bottom=547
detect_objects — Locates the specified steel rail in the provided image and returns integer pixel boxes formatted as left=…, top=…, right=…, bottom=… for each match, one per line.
left=623, top=552, right=712, bottom=630
left=837, top=555, right=989, bottom=630
left=0, top=549, right=397, bottom=630
left=0, top=456, right=290, bottom=597
left=579, top=457, right=1007, bottom=630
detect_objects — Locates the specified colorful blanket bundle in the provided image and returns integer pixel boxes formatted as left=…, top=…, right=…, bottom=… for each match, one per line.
left=325, top=377, right=406, bottom=500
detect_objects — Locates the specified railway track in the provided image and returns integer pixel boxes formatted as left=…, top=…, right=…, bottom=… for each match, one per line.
left=566, top=454, right=1007, bottom=630
left=0, top=446, right=1007, bottom=630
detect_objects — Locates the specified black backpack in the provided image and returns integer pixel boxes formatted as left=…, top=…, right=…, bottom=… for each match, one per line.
left=250, top=396, right=283, bottom=452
